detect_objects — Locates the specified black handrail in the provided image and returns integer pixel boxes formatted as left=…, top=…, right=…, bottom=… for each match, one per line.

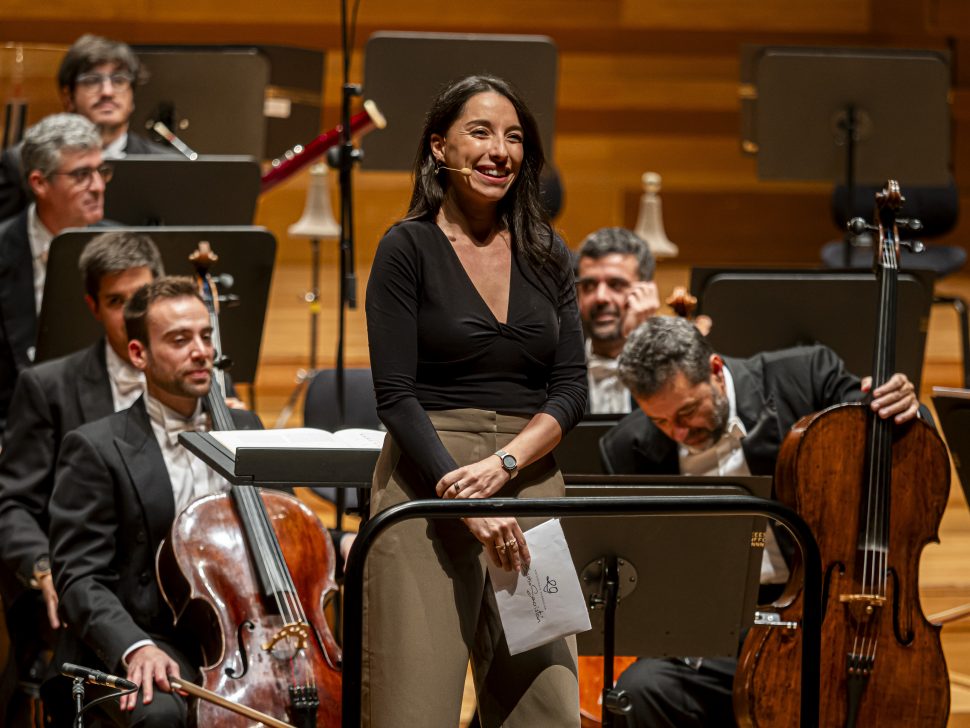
left=340, top=495, right=821, bottom=728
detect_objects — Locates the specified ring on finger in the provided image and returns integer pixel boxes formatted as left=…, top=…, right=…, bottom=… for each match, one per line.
left=506, top=538, right=519, bottom=551
left=496, top=543, right=508, bottom=553
left=453, top=481, right=462, bottom=493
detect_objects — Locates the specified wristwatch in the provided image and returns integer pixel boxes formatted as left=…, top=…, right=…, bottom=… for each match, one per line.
left=30, top=555, right=52, bottom=589
left=494, top=450, right=518, bottom=479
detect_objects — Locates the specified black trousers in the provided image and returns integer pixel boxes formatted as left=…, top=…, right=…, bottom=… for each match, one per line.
left=614, top=656, right=737, bottom=728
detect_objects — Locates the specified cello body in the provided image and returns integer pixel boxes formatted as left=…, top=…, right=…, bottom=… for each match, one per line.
left=734, top=403, right=949, bottom=727
left=157, top=488, right=342, bottom=727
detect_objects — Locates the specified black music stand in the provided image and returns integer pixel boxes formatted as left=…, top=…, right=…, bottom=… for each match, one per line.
left=740, top=46, right=949, bottom=264
left=178, top=431, right=378, bottom=489
left=103, top=156, right=261, bottom=225
left=360, top=32, right=558, bottom=171
left=932, top=387, right=970, bottom=506
left=564, top=476, right=771, bottom=726
left=132, top=45, right=323, bottom=159
left=554, top=415, right=622, bottom=475
left=35, top=227, right=275, bottom=385
left=690, top=268, right=934, bottom=391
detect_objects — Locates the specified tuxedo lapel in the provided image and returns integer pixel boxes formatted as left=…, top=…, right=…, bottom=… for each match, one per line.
left=77, top=341, right=114, bottom=421
left=0, top=213, right=38, bottom=368
left=727, top=357, right=784, bottom=477
left=114, top=398, right=175, bottom=550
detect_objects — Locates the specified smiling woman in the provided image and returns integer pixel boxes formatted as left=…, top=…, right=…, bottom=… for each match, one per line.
left=363, top=75, right=587, bottom=727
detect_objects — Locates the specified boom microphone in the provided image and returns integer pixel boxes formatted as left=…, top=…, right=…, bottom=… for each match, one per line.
left=440, top=165, right=472, bottom=176
left=61, top=662, right=138, bottom=691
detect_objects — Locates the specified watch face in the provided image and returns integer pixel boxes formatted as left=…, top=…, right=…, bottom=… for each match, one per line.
left=501, top=454, right=517, bottom=470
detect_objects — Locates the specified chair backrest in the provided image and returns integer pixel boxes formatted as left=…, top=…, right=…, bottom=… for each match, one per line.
left=303, top=368, right=381, bottom=431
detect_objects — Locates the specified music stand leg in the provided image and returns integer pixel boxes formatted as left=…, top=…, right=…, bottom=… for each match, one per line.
left=599, top=555, right=632, bottom=727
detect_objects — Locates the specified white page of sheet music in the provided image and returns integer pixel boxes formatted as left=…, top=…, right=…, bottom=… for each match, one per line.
left=487, top=519, right=591, bottom=655
left=210, top=427, right=384, bottom=454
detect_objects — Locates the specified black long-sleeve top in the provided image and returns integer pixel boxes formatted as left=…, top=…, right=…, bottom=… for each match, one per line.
left=366, top=220, right=587, bottom=489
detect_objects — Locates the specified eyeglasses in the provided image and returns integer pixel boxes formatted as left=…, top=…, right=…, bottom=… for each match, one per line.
left=48, top=163, right=114, bottom=188
left=75, top=72, right=134, bottom=90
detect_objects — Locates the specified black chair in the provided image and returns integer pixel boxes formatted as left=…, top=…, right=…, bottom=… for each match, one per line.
left=302, top=368, right=380, bottom=518
left=821, top=180, right=969, bottom=386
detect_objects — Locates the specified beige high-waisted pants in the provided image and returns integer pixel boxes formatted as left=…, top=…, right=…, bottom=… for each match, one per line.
left=361, top=409, right=579, bottom=727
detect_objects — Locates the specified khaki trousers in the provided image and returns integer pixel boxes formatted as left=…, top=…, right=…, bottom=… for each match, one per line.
left=361, top=409, right=579, bottom=727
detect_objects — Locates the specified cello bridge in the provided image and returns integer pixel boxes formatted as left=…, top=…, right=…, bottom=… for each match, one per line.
left=262, top=621, right=311, bottom=652
left=838, top=593, right=886, bottom=623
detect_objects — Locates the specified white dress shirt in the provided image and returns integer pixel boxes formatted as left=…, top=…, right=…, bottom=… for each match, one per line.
left=27, top=203, right=54, bottom=317
left=104, top=342, right=145, bottom=412
left=102, top=132, right=128, bottom=159
left=677, top=366, right=789, bottom=585
left=586, top=339, right=633, bottom=415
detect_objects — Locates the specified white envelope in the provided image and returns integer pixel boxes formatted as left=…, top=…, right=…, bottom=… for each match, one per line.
left=488, top=519, right=592, bottom=655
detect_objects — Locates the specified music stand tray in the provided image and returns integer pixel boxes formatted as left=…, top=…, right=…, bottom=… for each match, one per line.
left=564, top=475, right=770, bottom=658
left=179, top=431, right=378, bottom=489
left=36, top=227, right=275, bottom=384
left=690, top=267, right=934, bottom=392
left=103, top=155, right=261, bottom=225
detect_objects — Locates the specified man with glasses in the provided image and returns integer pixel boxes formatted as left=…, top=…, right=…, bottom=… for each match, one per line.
left=0, top=35, right=171, bottom=220
left=0, top=113, right=108, bottom=436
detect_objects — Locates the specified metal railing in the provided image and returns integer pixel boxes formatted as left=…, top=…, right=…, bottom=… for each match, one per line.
left=340, top=495, right=821, bottom=728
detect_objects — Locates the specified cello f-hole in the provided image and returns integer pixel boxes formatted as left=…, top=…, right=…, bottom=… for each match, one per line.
left=225, top=619, right=256, bottom=679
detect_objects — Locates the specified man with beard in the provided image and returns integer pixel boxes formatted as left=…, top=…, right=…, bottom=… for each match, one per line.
left=0, top=113, right=108, bottom=435
left=47, top=277, right=260, bottom=726
left=599, top=316, right=919, bottom=727
left=0, top=35, right=173, bottom=221
left=575, top=228, right=660, bottom=414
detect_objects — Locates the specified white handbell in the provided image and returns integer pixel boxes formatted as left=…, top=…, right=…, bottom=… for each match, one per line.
left=634, top=171, right=679, bottom=259
left=288, top=164, right=341, bottom=240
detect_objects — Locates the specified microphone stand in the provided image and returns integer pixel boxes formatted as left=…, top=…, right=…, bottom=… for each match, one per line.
left=72, top=677, right=86, bottom=728
left=332, top=0, right=364, bottom=427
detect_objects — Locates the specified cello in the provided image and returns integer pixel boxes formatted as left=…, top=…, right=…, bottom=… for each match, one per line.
left=155, top=243, right=342, bottom=727
left=733, top=181, right=950, bottom=727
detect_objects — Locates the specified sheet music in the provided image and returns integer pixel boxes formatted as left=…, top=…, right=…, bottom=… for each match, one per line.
left=488, top=519, right=591, bottom=655
left=210, top=427, right=384, bottom=453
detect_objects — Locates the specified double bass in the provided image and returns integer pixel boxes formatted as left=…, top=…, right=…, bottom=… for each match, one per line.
left=156, top=243, right=342, bottom=727
left=733, top=181, right=950, bottom=726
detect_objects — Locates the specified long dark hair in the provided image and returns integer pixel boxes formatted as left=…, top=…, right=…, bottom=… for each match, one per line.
left=404, top=75, right=557, bottom=274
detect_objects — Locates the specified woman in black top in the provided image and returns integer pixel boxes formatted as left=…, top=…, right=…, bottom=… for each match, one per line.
left=363, top=75, right=586, bottom=727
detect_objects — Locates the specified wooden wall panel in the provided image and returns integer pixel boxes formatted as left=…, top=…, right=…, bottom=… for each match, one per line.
left=4, top=0, right=970, bottom=406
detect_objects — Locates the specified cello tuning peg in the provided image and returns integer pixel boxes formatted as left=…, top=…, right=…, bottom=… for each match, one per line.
left=847, top=217, right=875, bottom=235
left=896, top=218, right=923, bottom=232
left=901, top=240, right=925, bottom=254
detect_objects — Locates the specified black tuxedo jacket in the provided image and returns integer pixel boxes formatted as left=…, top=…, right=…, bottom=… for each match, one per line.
left=0, top=211, right=36, bottom=432
left=599, top=345, right=864, bottom=477
left=49, top=395, right=260, bottom=672
left=0, top=341, right=113, bottom=604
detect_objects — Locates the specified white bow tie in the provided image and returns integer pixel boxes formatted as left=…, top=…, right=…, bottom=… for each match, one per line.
left=164, top=412, right=209, bottom=447
left=587, top=354, right=619, bottom=382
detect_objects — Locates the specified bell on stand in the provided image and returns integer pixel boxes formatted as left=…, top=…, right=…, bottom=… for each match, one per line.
left=275, top=164, right=341, bottom=428
left=634, top=171, right=679, bottom=259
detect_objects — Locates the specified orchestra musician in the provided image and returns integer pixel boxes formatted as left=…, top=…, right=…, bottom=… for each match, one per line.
left=0, top=34, right=174, bottom=221
left=0, top=112, right=108, bottom=437
left=363, top=75, right=586, bottom=726
left=576, top=227, right=659, bottom=414
left=0, top=230, right=163, bottom=724
left=46, top=277, right=261, bottom=727
left=599, top=316, right=919, bottom=728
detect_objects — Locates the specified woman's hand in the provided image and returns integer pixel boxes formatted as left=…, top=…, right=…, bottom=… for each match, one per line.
left=436, top=456, right=510, bottom=500
left=462, top=516, right=531, bottom=572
